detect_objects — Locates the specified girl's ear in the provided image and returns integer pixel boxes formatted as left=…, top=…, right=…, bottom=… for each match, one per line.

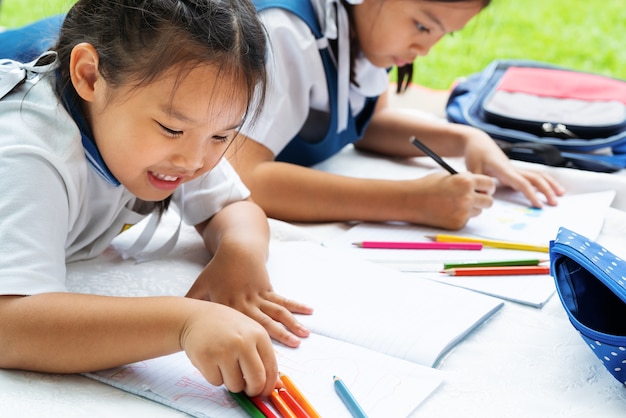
left=69, top=42, right=101, bottom=103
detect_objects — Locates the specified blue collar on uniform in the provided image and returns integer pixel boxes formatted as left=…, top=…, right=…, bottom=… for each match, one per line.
left=63, top=89, right=121, bottom=187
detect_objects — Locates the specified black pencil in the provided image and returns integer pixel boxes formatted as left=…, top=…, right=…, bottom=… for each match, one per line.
left=409, top=136, right=458, bottom=175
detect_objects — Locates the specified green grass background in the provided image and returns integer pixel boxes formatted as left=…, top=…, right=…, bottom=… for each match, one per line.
left=2, top=0, right=625, bottom=90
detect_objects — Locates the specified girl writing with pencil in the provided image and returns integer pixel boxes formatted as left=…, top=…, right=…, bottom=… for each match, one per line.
left=2, top=1, right=564, bottom=232
left=0, top=0, right=311, bottom=398
left=228, top=0, right=565, bottom=230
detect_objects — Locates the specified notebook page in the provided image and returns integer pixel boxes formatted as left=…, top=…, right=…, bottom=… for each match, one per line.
left=321, top=190, right=615, bottom=307
left=324, top=190, right=615, bottom=254
left=416, top=272, right=554, bottom=308
left=323, top=221, right=548, bottom=266
left=67, top=221, right=501, bottom=368
left=267, top=242, right=503, bottom=367
left=462, top=189, right=615, bottom=244
left=322, top=222, right=555, bottom=307
left=85, top=333, right=443, bottom=418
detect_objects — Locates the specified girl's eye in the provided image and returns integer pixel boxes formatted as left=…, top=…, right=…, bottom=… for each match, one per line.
left=158, top=122, right=183, bottom=138
left=415, top=22, right=430, bottom=34
left=212, top=134, right=230, bottom=144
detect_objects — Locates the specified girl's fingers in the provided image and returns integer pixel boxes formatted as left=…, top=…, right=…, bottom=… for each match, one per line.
left=195, top=362, right=225, bottom=390
left=260, top=294, right=311, bottom=336
left=261, top=312, right=307, bottom=348
left=268, top=293, right=314, bottom=315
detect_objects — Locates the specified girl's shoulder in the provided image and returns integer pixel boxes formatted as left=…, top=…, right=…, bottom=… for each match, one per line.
left=0, top=59, right=80, bottom=156
left=258, top=6, right=319, bottom=47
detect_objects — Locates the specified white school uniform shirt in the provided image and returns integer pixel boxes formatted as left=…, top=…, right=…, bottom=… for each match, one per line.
left=239, top=0, right=389, bottom=156
left=0, top=58, right=249, bottom=296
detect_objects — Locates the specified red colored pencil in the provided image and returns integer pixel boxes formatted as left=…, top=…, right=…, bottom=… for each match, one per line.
left=353, top=241, right=482, bottom=250
left=442, top=265, right=551, bottom=276
left=269, top=389, right=298, bottom=418
left=277, top=387, right=311, bottom=418
left=250, top=396, right=279, bottom=418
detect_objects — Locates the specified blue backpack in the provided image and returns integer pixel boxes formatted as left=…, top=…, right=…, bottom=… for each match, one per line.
left=0, top=14, right=63, bottom=61
left=446, top=59, right=626, bottom=172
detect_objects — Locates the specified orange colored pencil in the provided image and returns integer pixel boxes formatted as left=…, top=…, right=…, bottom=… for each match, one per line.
left=269, top=389, right=298, bottom=418
left=442, top=265, right=551, bottom=276
left=279, top=373, right=321, bottom=418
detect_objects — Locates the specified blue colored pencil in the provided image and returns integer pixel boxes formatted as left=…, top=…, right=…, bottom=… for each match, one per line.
left=333, top=376, right=367, bottom=418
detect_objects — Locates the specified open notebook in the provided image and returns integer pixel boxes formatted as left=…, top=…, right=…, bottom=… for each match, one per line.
left=85, top=333, right=443, bottom=418
left=66, top=221, right=503, bottom=418
left=323, top=190, right=615, bottom=308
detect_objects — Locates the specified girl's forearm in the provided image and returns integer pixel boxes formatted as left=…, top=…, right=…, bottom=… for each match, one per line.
left=195, top=200, right=270, bottom=261
left=0, top=293, right=202, bottom=373
left=248, top=162, right=417, bottom=224
left=356, top=106, right=472, bottom=157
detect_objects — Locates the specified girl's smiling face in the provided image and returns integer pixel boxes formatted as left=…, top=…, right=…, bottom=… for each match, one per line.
left=72, top=43, right=247, bottom=202
left=352, top=0, right=484, bottom=68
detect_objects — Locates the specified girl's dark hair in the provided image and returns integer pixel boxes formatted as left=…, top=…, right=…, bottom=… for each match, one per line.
left=342, top=0, right=491, bottom=93
left=52, top=0, right=268, bottom=212
left=396, top=0, right=491, bottom=93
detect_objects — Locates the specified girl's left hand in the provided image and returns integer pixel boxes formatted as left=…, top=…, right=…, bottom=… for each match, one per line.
left=185, top=253, right=313, bottom=348
left=463, top=128, right=565, bottom=207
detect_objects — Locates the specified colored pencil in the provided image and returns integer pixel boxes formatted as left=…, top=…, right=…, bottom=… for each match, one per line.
left=277, top=387, right=311, bottom=418
left=443, top=258, right=548, bottom=269
left=426, top=234, right=549, bottom=253
left=333, top=376, right=368, bottom=418
left=352, top=241, right=482, bottom=250
left=279, top=373, right=321, bottom=418
left=250, top=396, right=279, bottom=418
left=230, top=391, right=266, bottom=418
left=269, top=388, right=298, bottom=418
left=410, top=136, right=458, bottom=175
left=441, top=265, right=551, bottom=276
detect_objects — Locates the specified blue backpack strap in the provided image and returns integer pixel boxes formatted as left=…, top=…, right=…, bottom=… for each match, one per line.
left=252, top=0, right=378, bottom=166
left=0, top=14, right=64, bottom=62
left=253, top=0, right=322, bottom=38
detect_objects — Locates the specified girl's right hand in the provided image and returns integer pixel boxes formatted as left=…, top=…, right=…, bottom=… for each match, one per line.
left=179, top=301, right=278, bottom=397
left=404, top=171, right=496, bottom=229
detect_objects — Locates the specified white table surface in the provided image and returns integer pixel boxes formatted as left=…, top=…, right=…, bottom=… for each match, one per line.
left=2, top=146, right=626, bottom=417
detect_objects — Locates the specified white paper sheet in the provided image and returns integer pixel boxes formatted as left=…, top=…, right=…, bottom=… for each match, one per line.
left=87, top=333, right=443, bottom=418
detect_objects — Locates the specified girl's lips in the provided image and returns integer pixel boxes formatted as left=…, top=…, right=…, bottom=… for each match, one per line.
left=147, top=171, right=183, bottom=191
left=394, top=57, right=411, bottom=67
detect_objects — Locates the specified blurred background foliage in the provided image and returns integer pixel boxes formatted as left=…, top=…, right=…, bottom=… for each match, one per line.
left=2, top=0, right=625, bottom=90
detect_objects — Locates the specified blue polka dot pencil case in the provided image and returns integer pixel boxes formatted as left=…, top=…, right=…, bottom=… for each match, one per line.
left=550, top=227, right=626, bottom=385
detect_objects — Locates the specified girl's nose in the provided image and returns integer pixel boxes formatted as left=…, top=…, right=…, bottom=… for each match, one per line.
left=171, top=140, right=205, bottom=172
left=410, top=42, right=433, bottom=58
left=411, top=31, right=445, bottom=58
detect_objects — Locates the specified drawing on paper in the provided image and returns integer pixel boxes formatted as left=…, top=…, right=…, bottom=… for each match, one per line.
left=174, top=375, right=235, bottom=407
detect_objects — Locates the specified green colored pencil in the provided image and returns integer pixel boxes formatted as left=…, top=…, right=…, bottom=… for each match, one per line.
left=443, top=259, right=548, bottom=270
left=229, top=391, right=265, bottom=418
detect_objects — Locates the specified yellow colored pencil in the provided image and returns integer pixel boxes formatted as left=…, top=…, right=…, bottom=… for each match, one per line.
left=426, top=234, right=549, bottom=253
